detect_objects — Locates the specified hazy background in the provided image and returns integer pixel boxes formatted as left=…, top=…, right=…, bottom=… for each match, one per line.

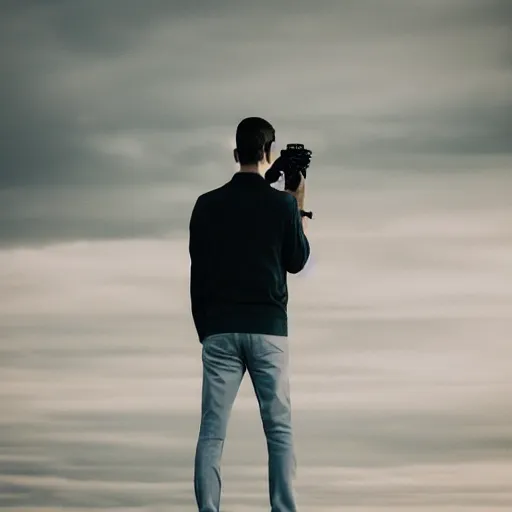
left=1, top=0, right=511, bottom=510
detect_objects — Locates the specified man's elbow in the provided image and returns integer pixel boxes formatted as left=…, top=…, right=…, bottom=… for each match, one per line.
left=287, top=253, right=310, bottom=274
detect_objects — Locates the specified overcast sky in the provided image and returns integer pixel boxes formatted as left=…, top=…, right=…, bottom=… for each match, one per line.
left=1, top=1, right=512, bottom=510
left=1, top=0, right=511, bottom=246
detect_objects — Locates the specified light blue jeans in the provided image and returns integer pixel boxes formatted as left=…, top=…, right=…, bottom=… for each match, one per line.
left=194, top=332, right=297, bottom=512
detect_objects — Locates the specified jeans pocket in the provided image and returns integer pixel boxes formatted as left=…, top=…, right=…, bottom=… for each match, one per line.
left=254, top=335, right=287, bottom=358
left=202, top=333, right=238, bottom=360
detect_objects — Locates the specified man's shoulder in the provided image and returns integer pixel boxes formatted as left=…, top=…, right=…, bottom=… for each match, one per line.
left=272, top=187, right=294, bottom=202
left=269, top=187, right=296, bottom=210
left=195, top=184, right=228, bottom=206
left=195, top=180, right=292, bottom=211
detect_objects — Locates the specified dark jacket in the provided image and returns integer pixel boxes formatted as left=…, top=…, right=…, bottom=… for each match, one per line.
left=188, top=171, right=310, bottom=342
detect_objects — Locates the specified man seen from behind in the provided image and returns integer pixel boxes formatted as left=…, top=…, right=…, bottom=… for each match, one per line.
left=189, top=116, right=311, bottom=512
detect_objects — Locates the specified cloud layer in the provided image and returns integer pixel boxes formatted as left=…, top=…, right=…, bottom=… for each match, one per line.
left=1, top=0, right=511, bottom=245
left=1, top=1, right=511, bottom=509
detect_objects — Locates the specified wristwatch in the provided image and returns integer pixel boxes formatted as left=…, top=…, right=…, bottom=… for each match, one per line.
left=300, top=209, right=313, bottom=219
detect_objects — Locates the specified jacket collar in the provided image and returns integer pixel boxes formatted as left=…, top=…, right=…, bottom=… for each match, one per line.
left=230, top=171, right=267, bottom=183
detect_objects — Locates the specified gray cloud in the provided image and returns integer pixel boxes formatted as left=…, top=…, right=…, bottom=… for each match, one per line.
left=1, top=4, right=511, bottom=509
left=2, top=344, right=512, bottom=508
left=1, top=228, right=511, bottom=508
left=1, top=0, right=511, bottom=245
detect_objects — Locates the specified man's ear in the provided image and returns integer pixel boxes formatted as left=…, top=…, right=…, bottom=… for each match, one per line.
left=265, top=143, right=273, bottom=164
left=233, top=148, right=239, bottom=163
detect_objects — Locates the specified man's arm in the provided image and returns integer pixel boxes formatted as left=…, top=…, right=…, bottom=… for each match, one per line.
left=189, top=198, right=207, bottom=342
left=288, top=172, right=308, bottom=230
left=282, top=193, right=310, bottom=274
left=282, top=172, right=310, bottom=273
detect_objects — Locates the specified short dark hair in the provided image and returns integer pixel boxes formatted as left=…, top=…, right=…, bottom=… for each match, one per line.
left=235, top=117, right=275, bottom=165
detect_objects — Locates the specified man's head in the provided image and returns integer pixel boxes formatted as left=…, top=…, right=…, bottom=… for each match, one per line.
left=234, top=117, right=276, bottom=174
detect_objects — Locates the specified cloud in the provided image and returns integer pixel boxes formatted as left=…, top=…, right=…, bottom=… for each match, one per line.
left=1, top=0, right=511, bottom=245
left=1, top=234, right=511, bottom=508
left=1, top=3, right=512, bottom=508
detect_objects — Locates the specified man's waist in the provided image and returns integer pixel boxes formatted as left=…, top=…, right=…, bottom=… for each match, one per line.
left=205, top=301, right=286, bottom=316
left=201, top=306, right=288, bottom=341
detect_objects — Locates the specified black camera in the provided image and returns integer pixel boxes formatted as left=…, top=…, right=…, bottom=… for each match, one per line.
left=265, top=143, right=312, bottom=192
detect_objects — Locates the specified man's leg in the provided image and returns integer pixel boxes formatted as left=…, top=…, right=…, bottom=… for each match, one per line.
left=194, top=333, right=245, bottom=512
left=244, top=334, right=297, bottom=512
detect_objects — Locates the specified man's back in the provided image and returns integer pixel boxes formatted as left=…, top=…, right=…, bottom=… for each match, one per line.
left=192, top=116, right=310, bottom=512
left=189, top=171, right=310, bottom=343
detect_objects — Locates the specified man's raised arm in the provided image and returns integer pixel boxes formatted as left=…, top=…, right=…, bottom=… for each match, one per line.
left=282, top=190, right=310, bottom=275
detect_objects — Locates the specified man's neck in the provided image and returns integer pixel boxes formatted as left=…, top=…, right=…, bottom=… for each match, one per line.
left=238, top=165, right=266, bottom=177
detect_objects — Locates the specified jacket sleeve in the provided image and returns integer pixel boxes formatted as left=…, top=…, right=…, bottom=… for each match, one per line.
left=189, top=198, right=207, bottom=342
left=282, top=195, right=310, bottom=274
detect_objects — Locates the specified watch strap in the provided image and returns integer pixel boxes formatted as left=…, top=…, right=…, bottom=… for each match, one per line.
left=300, top=209, right=313, bottom=219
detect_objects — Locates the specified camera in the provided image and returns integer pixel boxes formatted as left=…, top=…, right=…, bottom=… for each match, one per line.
left=265, top=143, right=312, bottom=192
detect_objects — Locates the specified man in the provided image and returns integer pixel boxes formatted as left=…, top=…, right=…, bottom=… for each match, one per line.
left=189, top=116, right=310, bottom=512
